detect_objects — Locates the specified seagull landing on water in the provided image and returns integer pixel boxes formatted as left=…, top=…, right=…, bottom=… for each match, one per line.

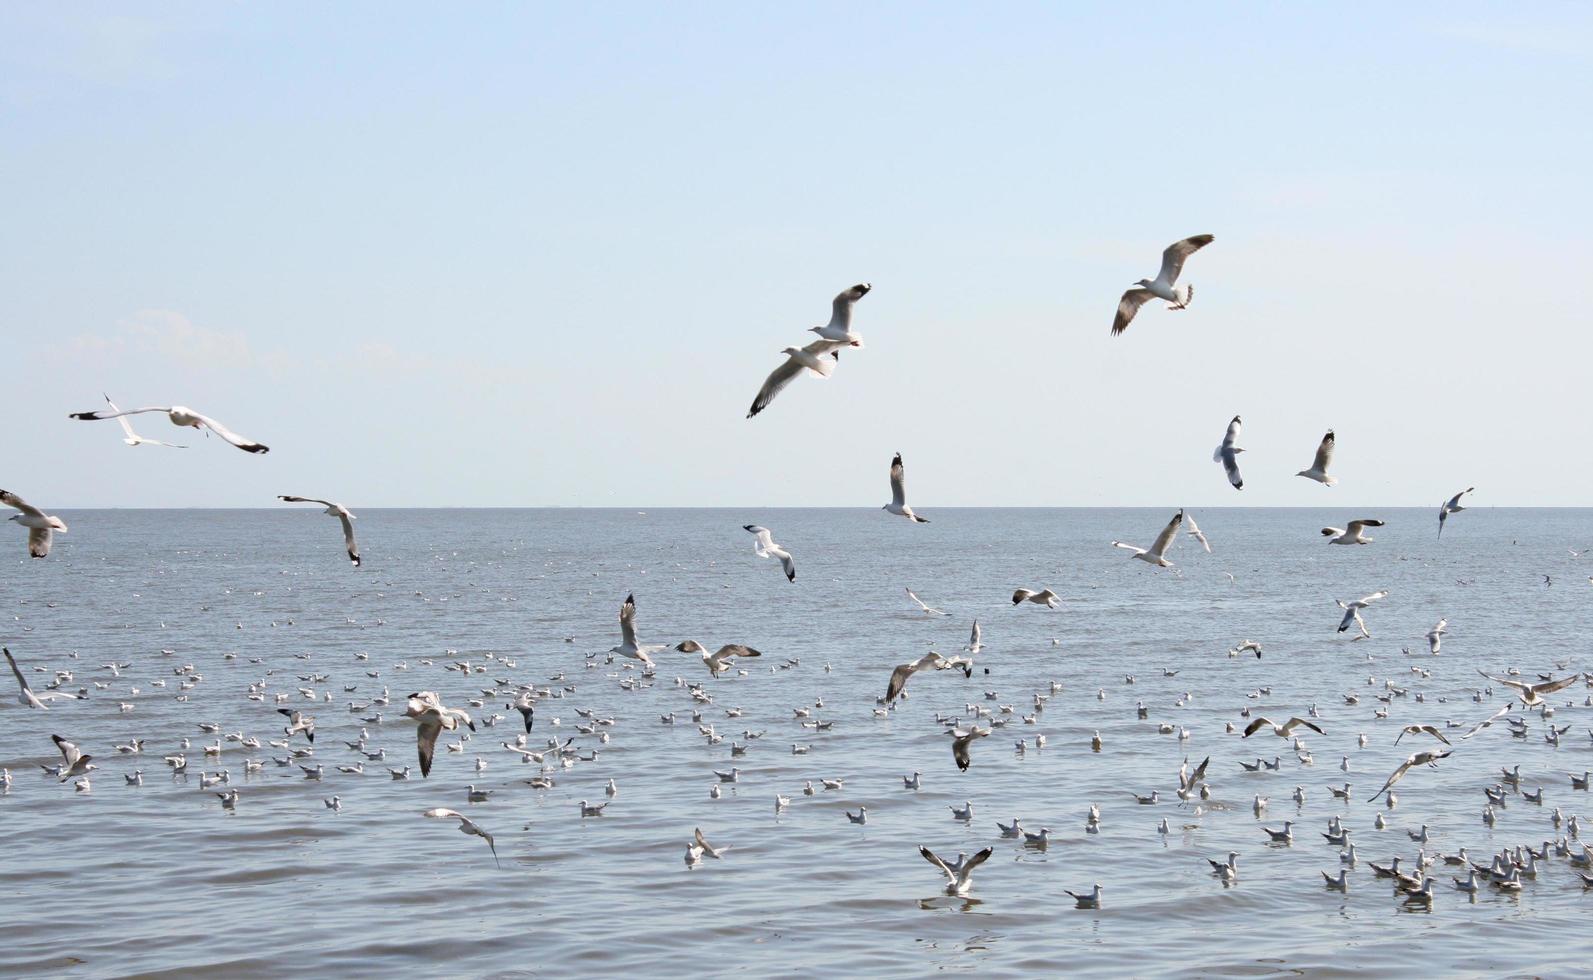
left=883, top=453, right=929, bottom=523
left=905, top=588, right=946, bottom=616
left=1438, top=488, right=1474, bottom=539
left=743, top=525, right=795, bottom=583
left=69, top=403, right=268, bottom=453
left=1296, top=431, right=1338, bottom=485
left=921, top=845, right=993, bottom=896
left=746, top=339, right=847, bottom=418
left=1111, top=510, right=1185, bottom=567
left=1, top=490, right=67, bottom=559
left=1012, top=588, right=1060, bottom=608
left=1110, top=234, right=1214, bottom=336
left=1214, top=416, right=1244, bottom=490
left=278, top=496, right=361, bottom=567
left=1322, top=520, right=1383, bottom=545
left=807, top=283, right=871, bottom=348
left=100, top=395, right=187, bottom=447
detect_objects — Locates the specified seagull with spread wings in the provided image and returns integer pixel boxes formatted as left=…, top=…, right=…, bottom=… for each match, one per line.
left=69, top=403, right=268, bottom=453
left=884, top=651, right=947, bottom=703
left=609, top=593, right=666, bottom=666
left=1322, top=520, right=1384, bottom=545
left=1476, top=670, right=1582, bottom=708
left=806, top=283, right=871, bottom=348
left=1296, top=430, right=1338, bottom=485
left=1213, top=416, right=1244, bottom=490
left=1368, top=749, right=1451, bottom=802
left=1438, top=488, right=1474, bottom=538
left=1111, top=510, right=1185, bottom=567
left=1336, top=591, right=1388, bottom=636
left=1110, top=234, right=1215, bottom=335
left=1, top=490, right=67, bottom=559
left=5, top=648, right=83, bottom=709
left=278, top=496, right=361, bottom=567
left=883, top=453, right=929, bottom=523
left=746, top=339, right=848, bottom=418
left=743, top=525, right=795, bottom=582
left=100, top=395, right=187, bottom=447
left=920, top=845, right=994, bottom=895
left=905, top=588, right=947, bottom=616
left=406, top=691, right=475, bottom=778
left=421, top=808, right=500, bottom=867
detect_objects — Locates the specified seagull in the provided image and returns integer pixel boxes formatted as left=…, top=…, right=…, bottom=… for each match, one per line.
left=743, top=525, right=795, bottom=582
left=1243, top=717, right=1324, bottom=739
left=1213, top=416, right=1244, bottom=490
left=610, top=594, right=666, bottom=666
left=920, top=845, right=993, bottom=896
left=882, top=453, right=929, bottom=523
left=405, top=691, right=475, bottom=778
left=905, top=588, right=947, bottom=616
left=1066, top=883, right=1103, bottom=909
left=964, top=620, right=983, bottom=655
left=1111, top=510, right=1184, bottom=567
left=50, top=735, right=97, bottom=782
left=5, top=648, right=82, bottom=708
left=421, top=808, right=499, bottom=867
left=807, top=283, right=871, bottom=347
left=746, top=339, right=847, bottom=418
left=1296, top=430, right=1338, bottom=485
left=950, top=726, right=990, bottom=772
left=277, top=708, right=316, bottom=743
left=675, top=641, right=762, bottom=677
left=885, top=651, right=947, bottom=703
left=1336, top=592, right=1389, bottom=635
left=68, top=404, right=268, bottom=453
left=1, top=490, right=68, bottom=559
left=1319, top=522, right=1382, bottom=544
left=1476, top=670, right=1581, bottom=708
left=1011, top=588, right=1060, bottom=608
left=99, top=394, right=187, bottom=447
left=1185, top=514, right=1212, bottom=553
left=277, top=496, right=361, bottom=566
left=694, top=827, right=730, bottom=858
left=1368, top=749, right=1452, bottom=802
left=1438, top=488, right=1474, bottom=538
left=1110, top=234, right=1214, bottom=335
left=1394, top=724, right=1451, bottom=746
left=1425, top=619, right=1447, bottom=655
left=1230, top=640, right=1264, bottom=660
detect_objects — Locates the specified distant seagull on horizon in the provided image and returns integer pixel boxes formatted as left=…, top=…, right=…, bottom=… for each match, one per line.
left=743, top=525, right=795, bottom=582
left=1438, top=488, right=1474, bottom=539
left=100, top=395, right=186, bottom=448
left=1110, top=234, right=1214, bottom=336
left=807, top=283, right=871, bottom=348
left=1214, top=416, right=1244, bottom=489
left=1112, top=510, right=1185, bottom=567
left=1296, top=430, right=1337, bottom=485
left=69, top=403, right=268, bottom=453
left=883, top=453, right=929, bottom=523
left=1, top=490, right=67, bottom=559
left=278, top=496, right=361, bottom=567
left=1322, top=519, right=1383, bottom=545
left=746, top=339, right=848, bottom=418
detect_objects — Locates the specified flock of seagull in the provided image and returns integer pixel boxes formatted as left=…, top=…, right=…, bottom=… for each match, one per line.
left=5, top=234, right=1593, bottom=925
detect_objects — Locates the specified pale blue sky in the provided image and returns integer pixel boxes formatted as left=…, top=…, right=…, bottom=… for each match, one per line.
left=3, top=4, right=1589, bottom=508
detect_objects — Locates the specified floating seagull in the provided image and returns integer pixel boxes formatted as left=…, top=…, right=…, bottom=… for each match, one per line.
left=1, top=490, right=67, bottom=559
left=920, top=845, right=992, bottom=896
left=1322, top=519, right=1383, bottom=545
left=1243, top=716, right=1324, bottom=739
left=885, top=651, right=947, bottom=703
left=1476, top=670, right=1581, bottom=708
left=905, top=588, right=947, bottom=616
left=5, top=648, right=81, bottom=709
left=406, top=691, right=475, bottom=778
left=743, top=525, right=795, bottom=583
left=1185, top=514, right=1212, bottom=553
left=1213, top=416, right=1244, bottom=490
left=746, top=339, right=847, bottom=418
left=883, top=453, right=929, bottom=523
left=1111, top=510, right=1184, bottom=567
left=674, top=641, right=762, bottom=677
left=1011, top=588, right=1060, bottom=608
left=1425, top=619, right=1447, bottom=655
left=1336, top=592, right=1388, bottom=635
left=68, top=404, right=268, bottom=453
left=99, top=394, right=187, bottom=447
left=421, top=808, right=499, bottom=867
left=1110, top=234, right=1214, bottom=336
left=1368, top=749, right=1452, bottom=802
left=278, top=496, right=361, bottom=567
left=610, top=593, right=666, bottom=666
left=807, top=283, right=871, bottom=347
left=1066, top=882, right=1103, bottom=909
left=949, top=726, right=990, bottom=772
left=1438, top=488, right=1474, bottom=539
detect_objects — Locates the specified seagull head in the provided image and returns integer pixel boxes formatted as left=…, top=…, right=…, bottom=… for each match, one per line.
left=1134, top=278, right=1154, bottom=288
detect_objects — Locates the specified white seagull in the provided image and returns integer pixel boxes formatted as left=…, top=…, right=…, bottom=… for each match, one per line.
left=807, top=283, right=871, bottom=347
left=278, top=496, right=361, bottom=567
left=1476, top=670, right=1581, bottom=708
left=1425, top=619, right=1447, bottom=655
left=965, top=620, right=983, bottom=655
left=743, top=525, right=795, bottom=583
left=1368, top=749, right=1451, bottom=802
left=1110, top=234, right=1215, bottom=336
left=885, top=651, right=948, bottom=703
left=1296, top=430, right=1338, bottom=485
left=5, top=648, right=82, bottom=709
left=1213, top=415, right=1244, bottom=490
left=746, top=339, right=848, bottom=418
left=405, top=691, right=475, bottom=778
left=1438, top=488, right=1474, bottom=539
left=1, top=490, right=67, bottom=559
left=51, top=734, right=97, bottom=782
left=421, top=808, right=500, bottom=867
left=1111, top=510, right=1185, bottom=567
left=1012, top=588, right=1060, bottom=608
left=100, top=395, right=187, bottom=447
left=610, top=593, right=666, bottom=666
left=883, top=453, right=930, bottom=523
left=920, top=845, right=993, bottom=896
left=674, top=641, right=762, bottom=677
left=1243, top=716, right=1325, bottom=739
left=1336, top=591, right=1388, bottom=635
left=1322, top=520, right=1384, bottom=545
left=69, top=403, right=268, bottom=453
left=905, top=588, right=946, bottom=616
left=1185, top=514, right=1212, bottom=553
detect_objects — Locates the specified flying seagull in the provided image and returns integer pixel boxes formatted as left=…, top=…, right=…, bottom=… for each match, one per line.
left=964, top=619, right=983, bottom=654
left=278, top=496, right=361, bottom=567
left=1476, top=670, right=1581, bottom=708
left=68, top=404, right=268, bottom=453
left=1213, top=416, right=1244, bottom=490
left=743, top=525, right=795, bottom=582
left=807, top=283, right=871, bottom=348
left=610, top=593, right=666, bottom=666
left=1368, top=749, right=1451, bottom=802
left=920, top=845, right=993, bottom=895
left=885, top=651, right=947, bottom=703
left=1438, top=488, right=1474, bottom=539
left=905, top=588, right=947, bottom=616
left=406, top=691, right=475, bottom=778
left=1394, top=724, right=1451, bottom=746
left=1012, top=588, right=1060, bottom=608
left=1336, top=591, right=1388, bottom=636
left=1185, top=514, right=1212, bottom=553
left=1111, top=510, right=1185, bottom=567
left=1296, top=430, right=1337, bottom=485
left=50, top=734, right=97, bottom=782
left=674, top=640, right=762, bottom=677
left=746, top=339, right=847, bottom=418
left=101, top=395, right=186, bottom=447
left=421, top=808, right=500, bottom=867
left=949, top=726, right=990, bottom=772
left=0, top=490, right=67, bottom=558
left=1243, top=717, right=1324, bottom=738
left=1424, top=618, right=1446, bottom=655
left=883, top=453, right=930, bottom=523
left=1322, top=520, right=1384, bottom=545
left=5, top=648, right=82, bottom=709
left=1110, top=234, right=1215, bottom=335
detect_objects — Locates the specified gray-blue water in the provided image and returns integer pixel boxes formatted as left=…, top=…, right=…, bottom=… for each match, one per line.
left=3, top=508, right=1591, bottom=977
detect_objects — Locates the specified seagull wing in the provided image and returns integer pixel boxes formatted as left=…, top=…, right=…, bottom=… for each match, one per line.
left=1157, top=234, right=1214, bottom=285
left=743, top=525, right=776, bottom=554
left=4, top=648, right=39, bottom=704
left=1242, top=717, right=1273, bottom=737
left=337, top=511, right=361, bottom=566
left=1529, top=674, right=1580, bottom=698
left=1186, top=515, right=1212, bottom=553
left=955, top=846, right=994, bottom=888
left=1148, top=510, right=1184, bottom=559
left=906, top=588, right=928, bottom=612
left=919, top=845, right=955, bottom=881
left=747, top=356, right=806, bottom=418
left=889, top=454, right=909, bottom=508
left=279, top=495, right=336, bottom=507
left=52, top=734, right=84, bottom=766
left=1461, top=703, right=1511, bottom=739
left=619, top=594, right=639, bottom=648
left=416, top=715, right=442, bottom=777
left=68, top=405, right=170, bottom=421
left=0, top=490, right=46, bottom=521
left=885, top=662, right=915, bottom=703
left=968, top=619, right=981, bottom=648
left=1311, top=431, right=1335, bottom=472
left=1369, top=757, right=1416, bottom=802
left=26, top=527, right=53, bottom=558
left=191, top=411, right=268, bottom=453
left=1111, top=288, right=1156, bottom=336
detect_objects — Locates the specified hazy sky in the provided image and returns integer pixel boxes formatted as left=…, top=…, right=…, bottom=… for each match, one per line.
left=4, top=4, right=1590, bottom=508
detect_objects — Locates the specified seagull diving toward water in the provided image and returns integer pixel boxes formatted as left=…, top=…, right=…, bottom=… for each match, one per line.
left=807, top=283, right=871, bottom=347
left=1111, top=510, right=1185, bottom=567
left=1476, top=670, right=1581, bottom=708
left=5, top=648, right=83, bottom=709
left=674, top=641, right=762, bottom=677
left=610, top=593, right=666, bottom=666
left=920, top=845, right=993, bottom=895
left=1185, top=514, right=1212, bottom=553
left=885, top=651, right=948, bottom=703
left=746, top=339, right=848, bottom=418
left=1, top=490, right=67, bottom=558
left=68, top=403, right=268, bottom=453
left=743, top=525, right=795, bottom=582
left=1322, top=520, right=1384, bottom=545
left=1110, top=234, right=1215, bottom=336
left=100, top=395, right=186, bottom=447
left=278, top=496, right=361, bottom=567
left=1437, top=488, right=1474, bottom=539
left=1012, top=588, right=1060, bottom=608
left=1368, top=749, right=1452, bottom=802
left=1214, top=416, right=1244, bottom=490
left=1336, top=591, right=1388, bottom=635
left=1296, top=431, right=1337, bottom=485
left=905, top=588, right=947, bottom=616
left=406, top=691, right=475, bottom=778
left=421, top=808, right=499, bottom=867
left=883, top=453, right=929, bottom=523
